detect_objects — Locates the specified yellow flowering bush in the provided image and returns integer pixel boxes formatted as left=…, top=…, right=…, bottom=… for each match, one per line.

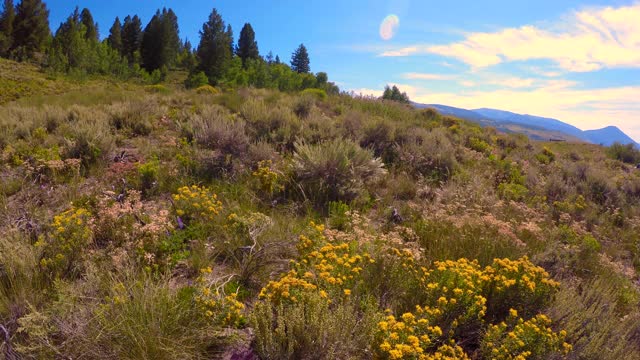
left=259, top=221, right=372, bottom=303
left=172, top=185, right=222, bottom=224
left=252, top=160, right=283, bottom=196
left=483, top=257, right=560, bottom=320
left=372, top=249, right=567, bottom=359
left=375, top=311, right=470, bottom=360
left=38, top=207, right=94, bottom=277
left=193, top=267, right=246, bottom=327
left=481, top=310, right=572, bottom=360
left=256, top=220, right=570, bottom=359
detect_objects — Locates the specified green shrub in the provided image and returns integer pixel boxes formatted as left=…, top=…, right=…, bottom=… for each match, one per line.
left=535, top=146, right=556, bottom=164
left=498, top=182, right=529, bottom=202
left=137, top=158, right=160, bottom=195
left=606, top=142, right=640, bottom=164
left=468, top=137, right=492, bottom=155
left=301, top=88, right=327, bottom=101
left=185, top=71, right=209, bottom=89
left=292, top=139, right=386, bottom=205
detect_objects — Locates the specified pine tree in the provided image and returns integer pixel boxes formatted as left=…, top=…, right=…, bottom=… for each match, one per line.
left=196, top=8, right=232, bottom=84
left=11, top=0, right=50, bottom=59
left=290, top=43, right=310, bottom=73
left=80, top=8, right=98, bottom=41
left=140, top=8, right=180, bottom=72
left=0, top=0, right=15, bottom=57
left=275, top=55, right=280, bottom=64
left=225, top=23, right=233, bottom=54
left=265, top=51, right=274, bottom=64
left=121, top=15, right=142, bottom=64
left=236, top=22, right=259, bottom=66
left=382, top=85, right=410, bottom=103
left=107, top=17, right=122, bottom=54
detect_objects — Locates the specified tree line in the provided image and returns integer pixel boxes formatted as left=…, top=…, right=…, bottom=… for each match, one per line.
left=0, top=0, right=339, bottom=93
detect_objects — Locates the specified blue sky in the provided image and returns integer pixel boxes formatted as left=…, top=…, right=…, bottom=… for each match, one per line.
left=44, top=0, right=640, bottom=140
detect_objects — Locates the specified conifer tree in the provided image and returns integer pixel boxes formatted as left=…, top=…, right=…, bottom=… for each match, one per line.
left=236, top=22, right=259, bottom=66
left=107, top=16, right=122, bottom=54
left=0, top=0, right=15, bottom=56
left=140, top=8, right=180, bottom=71
left=196, top=8, right=232, bottom=84
left=290, top=43, right=310, bottom=73
left=121, top=14, right=142, bottom=64
left=382, top=85, right=410, bottom=103
left=80, top=7, right=98, bottom=41
left=265, top=51, right=274, bottom=64
left=225, top=23, right=233, bottom=54
left=275, top=55, right=280, bottom=64
left=11, top=0, right=50, bottom=59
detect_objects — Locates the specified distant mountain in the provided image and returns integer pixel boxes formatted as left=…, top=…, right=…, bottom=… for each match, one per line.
left=472, top=108, right=585, bottom=139
left=583, top=126, right=638, bottom=146
left=414, top=103, right=638, bottom=146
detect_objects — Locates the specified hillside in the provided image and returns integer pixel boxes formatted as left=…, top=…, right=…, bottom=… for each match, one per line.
left=417, top=102, right=638, bottom=146
left=2, top=64, right=640, bottom=359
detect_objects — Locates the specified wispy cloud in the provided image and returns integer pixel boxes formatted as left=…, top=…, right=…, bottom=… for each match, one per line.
left=401, top=72, right=569, bottom=89
left=380, top=4, right=640, bottom=72
left=402, top=72, right=457, bottom=80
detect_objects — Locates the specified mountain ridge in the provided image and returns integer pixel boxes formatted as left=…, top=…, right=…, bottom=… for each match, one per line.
left=414, top=103, right=638, bottom=146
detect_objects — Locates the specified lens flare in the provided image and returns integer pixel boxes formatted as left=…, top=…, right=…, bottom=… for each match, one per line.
left=379, top=14, right=400, bottom=40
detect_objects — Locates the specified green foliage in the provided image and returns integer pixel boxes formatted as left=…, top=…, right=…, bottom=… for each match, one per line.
left=382, top=85, right=410, bottom=103
left=498, top=182, right=529, bottom=202
left=184, top=70, right=209, bottom=88
left=606, top=142, right=640, bottom=164
left=535, top=146, right=556, bottom=164
left=468, top=136, right=492, bottom=155
left=301, top=88, right=327, bottom=101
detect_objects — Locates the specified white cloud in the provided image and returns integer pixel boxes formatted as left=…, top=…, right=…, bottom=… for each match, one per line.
left=380, top=4, right=640, bottom=72
left=402, top=72, right=457, bottom=80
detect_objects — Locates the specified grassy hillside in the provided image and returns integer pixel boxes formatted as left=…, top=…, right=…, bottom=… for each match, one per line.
left=1, top=65, right=640, bottom=359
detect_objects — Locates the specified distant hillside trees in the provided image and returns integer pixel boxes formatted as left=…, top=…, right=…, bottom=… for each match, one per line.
left=382, top=85, right=410, bottom=103
left=290, top=43, right=310, bottom=73
left=236, top=23, right=259, bottom=67
left=0, top=0, right=15, bottom=56
left=196, top=8, right=233, bottom=85
left=11, top=0, right=50, bottom=59
left=0, top=1, right=339, bottom=94
left=140, top=8, right=180, bottom=72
